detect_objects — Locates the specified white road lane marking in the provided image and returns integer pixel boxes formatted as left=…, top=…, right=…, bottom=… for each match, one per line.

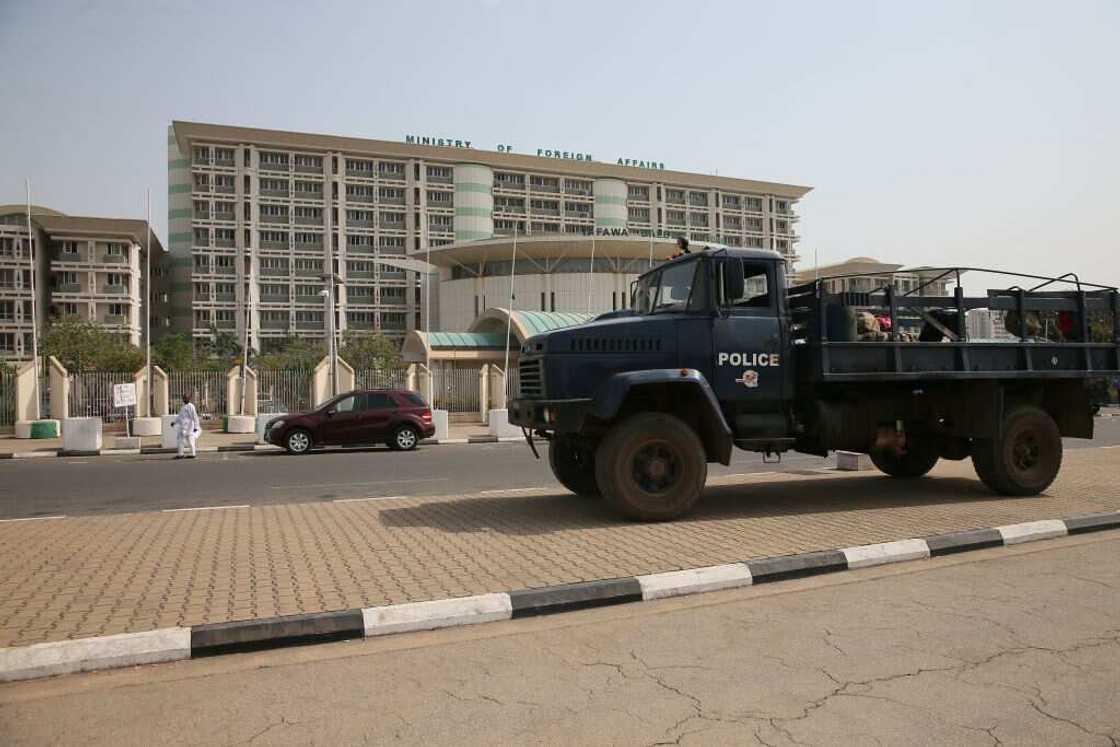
left=0, top=515, right=66, bottom=523
left=477, top=487, right=551, bottom=496
left=161, top=504, right=250, bottom=513
left=333, top=495, right=408, bottom=504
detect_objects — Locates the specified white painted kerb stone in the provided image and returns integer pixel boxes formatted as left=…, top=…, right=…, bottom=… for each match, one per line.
left=0, top=627, right=191, bottom=682
left=637, top=564, right=753, bottom=600
left=843, top=538, right=930, bottom=569
left=997, top=520, right=1068, bottom=545
left=363, top=593, right=512, bottom=636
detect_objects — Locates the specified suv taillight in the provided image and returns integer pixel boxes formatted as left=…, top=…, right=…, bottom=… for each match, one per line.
left=421, top=409, right=432, bottom=422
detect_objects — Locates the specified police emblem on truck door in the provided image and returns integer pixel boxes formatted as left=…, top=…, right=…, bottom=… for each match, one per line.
left=735, top=370, right=760, bottom=388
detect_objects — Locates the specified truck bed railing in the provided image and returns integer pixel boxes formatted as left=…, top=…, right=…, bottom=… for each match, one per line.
left=787, top=267, right=1120, bottom=381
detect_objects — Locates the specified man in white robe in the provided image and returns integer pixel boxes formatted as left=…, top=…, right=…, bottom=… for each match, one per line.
left=175, top=394, right=201, bottom=459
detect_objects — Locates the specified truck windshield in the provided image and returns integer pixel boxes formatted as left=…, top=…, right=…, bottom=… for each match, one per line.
left=634, top=260, right=699, bottom=314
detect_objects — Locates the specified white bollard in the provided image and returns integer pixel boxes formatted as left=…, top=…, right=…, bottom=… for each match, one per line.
left=256, top=413, right=285, bottom=444
left=160, top=415, right=179, bottom=449
left=431, top=409, right=450, bottom=442
left=487, top=409, right=521, bottom=439
left=836, top=451, right=872, bottom=471
left=62, top=417, right=102, bottom=453
left=132, top=417, right=161, bottom=437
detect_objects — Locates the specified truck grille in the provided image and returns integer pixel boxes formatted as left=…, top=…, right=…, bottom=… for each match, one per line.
left=518, top=358, right=544, bottom=398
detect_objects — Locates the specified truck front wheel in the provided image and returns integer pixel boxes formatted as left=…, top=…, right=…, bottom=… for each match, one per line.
left=548, top=436, right=599, bottom=498
left=972, top=405, right=1062, bottom=496
left=595, top=413, right=707, bottom=521
left=869, top=442, right=940, bottom=478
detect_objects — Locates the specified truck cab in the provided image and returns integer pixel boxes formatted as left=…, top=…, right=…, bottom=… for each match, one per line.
left=510, top=248, right=794, bottom=519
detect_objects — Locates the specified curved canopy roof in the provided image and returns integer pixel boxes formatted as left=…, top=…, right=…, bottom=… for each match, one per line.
left=402, top=309, right=593, bottom=362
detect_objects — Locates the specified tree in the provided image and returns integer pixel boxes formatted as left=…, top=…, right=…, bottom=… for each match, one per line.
left=255, top=336, right=325, bottom=370
left=340, top=330, right=401, bottom=370
left=195, top=326, right=242, bottom=370
left=40, top=317, right=146, bottom=372
left=152, top=333, right=194, bottom=371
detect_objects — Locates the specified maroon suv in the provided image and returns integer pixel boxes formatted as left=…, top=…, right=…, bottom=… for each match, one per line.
left=264, top=389, right=435, bottom=454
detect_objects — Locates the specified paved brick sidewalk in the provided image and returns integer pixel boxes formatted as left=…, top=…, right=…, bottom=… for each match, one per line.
left=1, top=448, right=1118, bottom=649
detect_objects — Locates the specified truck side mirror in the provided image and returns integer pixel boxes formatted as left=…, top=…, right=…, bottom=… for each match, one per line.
left=724, top=260, right=745, bottom=303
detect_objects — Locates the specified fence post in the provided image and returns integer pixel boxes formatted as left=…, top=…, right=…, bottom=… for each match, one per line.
left=13, top=360, right=59, bottom=438
left=479, top=365, right=490, bottom=422
left=406, top=364, right=418, bottom=393
left=336, top=357, right=355, bottom=393
left=133, top=367, right=149, bottom=418
left=48, top=356, right=68, bottom=421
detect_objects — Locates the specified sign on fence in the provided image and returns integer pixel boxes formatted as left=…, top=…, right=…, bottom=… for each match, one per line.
left=112, top=382, right=137, bottom=408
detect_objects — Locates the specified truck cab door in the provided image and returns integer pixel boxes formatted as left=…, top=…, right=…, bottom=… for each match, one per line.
left=711, top=258, right=789, bottom=439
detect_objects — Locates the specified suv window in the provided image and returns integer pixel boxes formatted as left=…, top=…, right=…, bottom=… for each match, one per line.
left=333, top=395, right=358, bottom=413
left=400, top=392, right=427, bottom=407
left=363, top=392, right=396, bottom=410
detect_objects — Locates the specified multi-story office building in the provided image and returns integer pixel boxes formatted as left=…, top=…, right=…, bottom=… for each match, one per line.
left=168, top=121, right=810, bottom=351
left=0, top=205, right=162, bottom=360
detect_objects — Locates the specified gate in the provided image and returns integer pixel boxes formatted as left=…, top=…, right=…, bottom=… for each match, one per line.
left=431, top=365, right=481, bottom=420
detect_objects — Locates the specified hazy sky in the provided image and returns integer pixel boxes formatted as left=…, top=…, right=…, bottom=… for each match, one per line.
left=1, top=0, right=1117, bottom=287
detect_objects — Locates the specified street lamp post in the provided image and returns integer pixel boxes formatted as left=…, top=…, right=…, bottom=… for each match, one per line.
left=319, top=273, right=340, bottom=397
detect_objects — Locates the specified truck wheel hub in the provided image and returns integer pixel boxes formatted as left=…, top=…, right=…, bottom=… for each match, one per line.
left=633, top=443, right=680, bottom=492
left=1012, top=433, right=1039, bottom=471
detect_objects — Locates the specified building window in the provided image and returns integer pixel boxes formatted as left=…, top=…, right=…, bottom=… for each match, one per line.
left=62, top=241, right=80, bottom=256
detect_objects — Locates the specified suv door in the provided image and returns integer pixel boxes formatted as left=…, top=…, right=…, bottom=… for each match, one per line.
left=358, top=392, right=397, bottom=441
left=711, top=258, right=789, bottom=440
left=318, top=393, right=361, bottom=444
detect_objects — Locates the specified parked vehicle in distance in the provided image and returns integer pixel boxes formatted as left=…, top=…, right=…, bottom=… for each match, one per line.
left=264, top=389, right=435, bottom=454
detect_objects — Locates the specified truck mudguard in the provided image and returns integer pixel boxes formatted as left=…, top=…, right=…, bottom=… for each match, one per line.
left=591, top=369, right=734, bottom=464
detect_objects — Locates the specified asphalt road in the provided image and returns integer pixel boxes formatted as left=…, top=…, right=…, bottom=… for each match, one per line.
left=2, top=531, right=1116, bottom=745
left=1, top=417, right=1117, bottom=520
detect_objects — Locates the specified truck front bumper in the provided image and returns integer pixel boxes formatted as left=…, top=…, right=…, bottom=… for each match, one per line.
left=509, top=397, right=594, bottom=433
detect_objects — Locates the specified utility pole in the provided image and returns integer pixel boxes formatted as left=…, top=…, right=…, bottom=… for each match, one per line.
left=503, top=225, right=518, bottom=394
left=146, top=188, right=154, bottom=417
left=320, top=273, right=340, bottom=397
left=25, top=179, right=40, bottom=420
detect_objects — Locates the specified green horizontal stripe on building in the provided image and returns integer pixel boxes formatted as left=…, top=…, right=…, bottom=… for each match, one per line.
left=595, top=217, right=627, bottom=228
left=168, top=184, right=192, bottom=194
left=453, top=207, right=492, bottom=218
left=168, top=208, right=192, bottom=219
left=454, top=182, right=492, bottom=194
left=168, top=158, right=188, bottom=169
left=595, top=195, right=627, bottom=206
left=455, top=230, right=493, bottom=241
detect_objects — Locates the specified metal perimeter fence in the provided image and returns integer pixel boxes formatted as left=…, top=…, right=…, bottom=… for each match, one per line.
left=257, top=369, right=313, bottom=414
left=67, top=371, right=136, bottom=424
left=355, top=367, right=409, bottom=391
left=167, top=370, right=227, bottom=423
left=0, top=370, right=13, bottom=428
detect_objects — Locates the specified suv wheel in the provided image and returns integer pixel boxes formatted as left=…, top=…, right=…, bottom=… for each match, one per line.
left=595, top=413, right=707, bottom=521
left=285, top=429, right=312, bottom=455
left=389, top=425, right=419, bottom=451
left=548, top=436, right=599, bottom=498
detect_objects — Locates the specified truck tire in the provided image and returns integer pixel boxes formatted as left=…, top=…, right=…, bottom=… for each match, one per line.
left=548, top=436, right=599, bottom=498
left=595, top=413, right=707, bottom=521
left=971, top=405, right=1062, bottom=496
left=869, top=442, right=940, bottom=478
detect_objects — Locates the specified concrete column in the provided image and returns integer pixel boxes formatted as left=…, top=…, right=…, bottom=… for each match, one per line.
left=310, top=356, right=356, bottom=408
left=415, top=364, right=433, bottom=405
left=478, top=364, right=490, bottom=422
left=133, top=368, right=149, bottom=418
left=48, top=356, right=68, bottom=421
left=226, top=366, right=259, bottom=416
left=489, top=364, right=507, bottom=410
left=14, top=359, right=38, bottom=423
left=151, top=366, right=170, bottom=416
left=406, top=363, right=419, bottom=393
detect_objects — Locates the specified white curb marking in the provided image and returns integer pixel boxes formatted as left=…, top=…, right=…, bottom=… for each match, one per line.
left=638, top=564, right=753, bottom=601
left=843, top=538, right=930, bottom=569
left=363, top=593, right=512, bottom=636
left=0, top=515, right=66, bottom=524
left=0, top=627, right=191, bottom=682
left=478, top=487, right=550, bottom=496
left=333, top=495, right=407, bottom=504
left=162, top=504, right=250, bottom=513
left=997, top=519, right=1068, bottom=545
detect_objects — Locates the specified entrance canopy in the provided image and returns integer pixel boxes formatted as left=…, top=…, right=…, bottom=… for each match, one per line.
left=402, top=308, right=593, bottom=363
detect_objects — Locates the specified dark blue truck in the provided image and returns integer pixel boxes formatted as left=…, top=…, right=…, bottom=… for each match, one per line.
left=509, top=246, right=1120, bottom=520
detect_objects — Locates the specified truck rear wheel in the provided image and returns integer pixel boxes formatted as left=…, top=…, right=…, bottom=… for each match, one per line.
left=595, top=413, right=707, bottom=521
left=869, top=442, right=940, bottom=478
left=972, top=405, right=1062, bottom=496
left=548, top=436, right=599, bottom=498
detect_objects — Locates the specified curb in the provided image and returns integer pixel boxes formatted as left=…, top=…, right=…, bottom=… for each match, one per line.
left=1, top=438, right=520, bottom=459
left=2, top=510, right=1118, bottom=683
